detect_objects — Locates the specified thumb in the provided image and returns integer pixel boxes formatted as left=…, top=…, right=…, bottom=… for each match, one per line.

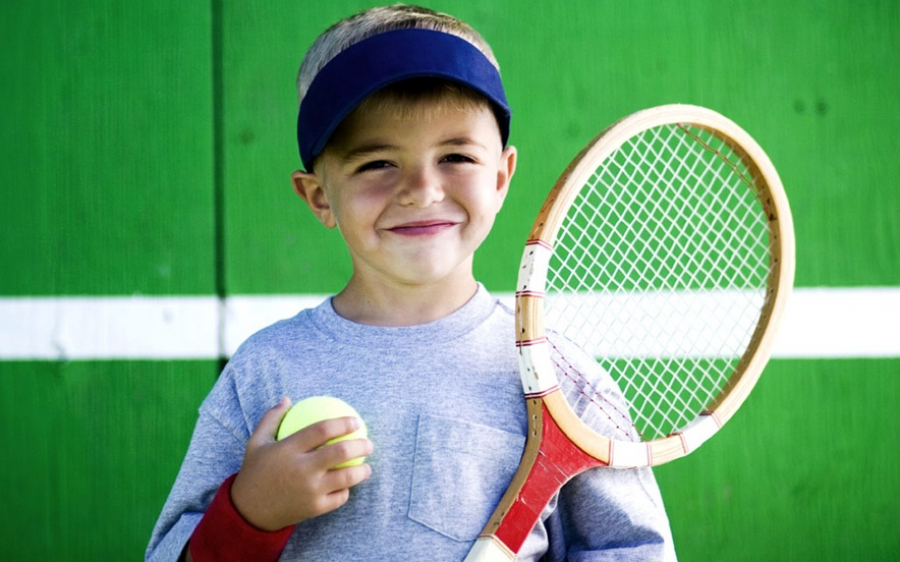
left=251, top=396, right=292, bottom=445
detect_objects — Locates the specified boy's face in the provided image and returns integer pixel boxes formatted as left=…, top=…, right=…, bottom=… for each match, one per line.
left=293, top=98, right=516, bottom=291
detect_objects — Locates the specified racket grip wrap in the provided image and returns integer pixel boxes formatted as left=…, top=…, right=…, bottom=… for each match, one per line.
left=465, top=537, right=516, bottom=561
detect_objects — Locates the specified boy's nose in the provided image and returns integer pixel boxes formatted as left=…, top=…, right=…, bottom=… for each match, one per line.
left=397, top=166, right=445, bottom=207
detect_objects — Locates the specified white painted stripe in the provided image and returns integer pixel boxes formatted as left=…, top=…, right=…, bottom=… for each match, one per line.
left=541, top=289, right=767, bottom=358
left=771, top=287, right=900, bottom=358
left=0, top=296, right=220, bottom=360
left=0, top=288, right=898, bottom=360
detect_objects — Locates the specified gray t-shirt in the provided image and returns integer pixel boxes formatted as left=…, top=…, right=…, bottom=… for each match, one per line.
left=147, top=286, right=675, bottom=561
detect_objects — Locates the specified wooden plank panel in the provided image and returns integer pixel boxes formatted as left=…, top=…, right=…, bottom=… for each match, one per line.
left=0, top=361, right=216, bottom=559
left=219, top=3, right=371, bottom=295
left=0, top=1, right=215, bottom=296
left=0, top=2, right=219, bottom=560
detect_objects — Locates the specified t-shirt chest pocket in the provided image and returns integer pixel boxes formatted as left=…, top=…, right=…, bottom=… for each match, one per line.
left=408, top=414, right=526, bottom=542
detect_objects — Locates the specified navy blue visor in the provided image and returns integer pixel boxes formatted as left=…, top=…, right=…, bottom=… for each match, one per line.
left=297, top=28, right=511, bottom=171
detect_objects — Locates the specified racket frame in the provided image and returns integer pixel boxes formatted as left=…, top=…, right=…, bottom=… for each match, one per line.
left=466, top=104, right=795, bottom=560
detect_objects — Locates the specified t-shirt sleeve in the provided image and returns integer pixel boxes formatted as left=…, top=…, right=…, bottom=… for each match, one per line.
left=146, top=371, right=250, bottom=562
left=545, top=463, right=676, bottom=560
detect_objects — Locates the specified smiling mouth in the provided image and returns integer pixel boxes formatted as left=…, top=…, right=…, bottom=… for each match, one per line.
left=386, top=220, right=458, bottom=236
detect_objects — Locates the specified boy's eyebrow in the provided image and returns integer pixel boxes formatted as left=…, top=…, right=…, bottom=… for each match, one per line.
left=337, top=142, right=398, bottom=163
left=440, top=136, right=487, bottom=149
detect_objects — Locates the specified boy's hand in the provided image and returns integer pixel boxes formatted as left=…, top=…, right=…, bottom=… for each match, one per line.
left=231, top=397, right=374, bottom=531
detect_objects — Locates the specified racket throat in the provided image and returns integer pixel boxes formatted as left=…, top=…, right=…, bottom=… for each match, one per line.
left=483, top=400, right=605, bottom=556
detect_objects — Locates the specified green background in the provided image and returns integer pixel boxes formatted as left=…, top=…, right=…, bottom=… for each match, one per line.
left=1, top=1, right=898, bottom=559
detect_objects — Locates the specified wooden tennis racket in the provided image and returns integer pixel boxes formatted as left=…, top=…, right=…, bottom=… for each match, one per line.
left=465, top=104, right=795, bottom=560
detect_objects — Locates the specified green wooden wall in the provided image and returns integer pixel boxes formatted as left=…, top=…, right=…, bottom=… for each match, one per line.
left=1, top=1, right=898, bottom=559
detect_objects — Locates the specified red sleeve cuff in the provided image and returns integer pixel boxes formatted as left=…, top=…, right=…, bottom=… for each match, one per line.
left=189, top=474, right=294, bottom=562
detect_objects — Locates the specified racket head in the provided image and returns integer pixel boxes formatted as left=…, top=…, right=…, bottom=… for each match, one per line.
left=516, top=104, right=794, bottom=468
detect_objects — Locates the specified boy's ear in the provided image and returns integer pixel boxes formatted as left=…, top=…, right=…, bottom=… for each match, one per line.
left=494, top=145, right=518, bottom=209
left=291, top=170, right=336, bottom=228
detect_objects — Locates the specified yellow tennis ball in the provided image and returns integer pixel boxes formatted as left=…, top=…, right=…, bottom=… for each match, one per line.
left=276, top=396, right=368, bottom=467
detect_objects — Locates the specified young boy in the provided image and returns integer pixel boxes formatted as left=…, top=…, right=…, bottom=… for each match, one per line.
left=147, top=5, right=675, bottom=561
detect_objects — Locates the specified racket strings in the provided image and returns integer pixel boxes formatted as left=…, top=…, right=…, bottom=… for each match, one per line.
left=547, top=124, right=772, bottom=440
left=628, top=128, right=746, bottom=290
left=547, top=338, right=636, bottom=442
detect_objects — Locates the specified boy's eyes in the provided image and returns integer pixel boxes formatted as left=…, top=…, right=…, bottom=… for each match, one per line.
left=440, top=153, right=476, bottom=164
left=354, top=160, right=394, bottom=174
left=353, top=153, right=475, bottom=174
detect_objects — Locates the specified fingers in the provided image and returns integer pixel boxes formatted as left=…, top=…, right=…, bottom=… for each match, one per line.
left=325, top=462, right=372, bottom=491
left=285, top=415, right=361, bottom=446
left=310, top=463, right=373, bottom=515
left=280, top=416, right=372, bottom=467
left=248, top=396, right=293, bottom=448
left=317, top=434, right=374, bottom=470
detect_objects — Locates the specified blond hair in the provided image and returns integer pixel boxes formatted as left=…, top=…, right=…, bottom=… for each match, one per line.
left=297, top=4, right=499, bottom=109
